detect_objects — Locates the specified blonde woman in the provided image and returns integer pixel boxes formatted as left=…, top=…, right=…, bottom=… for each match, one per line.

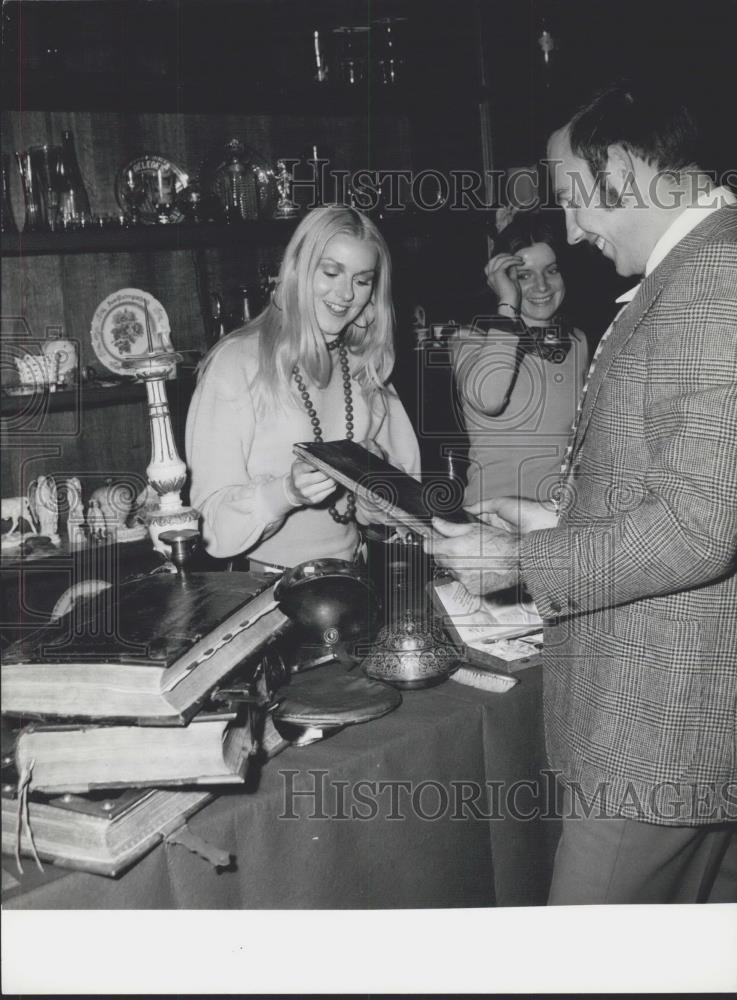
left=186, top=205, right=420, bottom=569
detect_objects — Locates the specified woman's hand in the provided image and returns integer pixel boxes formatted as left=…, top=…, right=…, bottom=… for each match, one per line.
left=484, top=252, right=524, bottom=311
left=466, top=496, right=558, bottom=536
left=285, top=459, right=337, bottom=507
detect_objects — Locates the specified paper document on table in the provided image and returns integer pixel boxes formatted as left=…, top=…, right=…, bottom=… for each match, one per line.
left=432, top=579, right=543, bottom=649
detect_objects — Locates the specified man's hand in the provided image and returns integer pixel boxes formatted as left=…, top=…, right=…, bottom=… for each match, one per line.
left=467, top=497, right=558, bottom=535
left=428, top=517, right=520, bottom=596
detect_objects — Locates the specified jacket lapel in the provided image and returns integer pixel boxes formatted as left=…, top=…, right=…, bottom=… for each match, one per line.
left=569, top=210, right=729, bottom=462
left=571, top=278, right=662, bottom=453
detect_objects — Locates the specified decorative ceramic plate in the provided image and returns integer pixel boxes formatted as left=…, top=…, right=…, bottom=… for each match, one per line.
left=90, top=288, right=175, bottom=376
left=115, top=154, right=189, bottom=225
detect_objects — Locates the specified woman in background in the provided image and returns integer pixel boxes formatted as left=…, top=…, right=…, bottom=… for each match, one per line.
left=452, top=210, right=588, bottom=506
left=186, top=205, right=420, bottom=569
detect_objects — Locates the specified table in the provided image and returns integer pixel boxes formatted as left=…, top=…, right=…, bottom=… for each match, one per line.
left=2, top=663, right=559, bottom=910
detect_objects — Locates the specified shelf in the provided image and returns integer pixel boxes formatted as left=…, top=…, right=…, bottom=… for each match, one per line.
left=1, top=212, right=491, bottom=258
left=1, top=373, right=196, bottom=418
left=1, top=222, right=299, bottom=257
left=1, top=71, right=479, bottom=116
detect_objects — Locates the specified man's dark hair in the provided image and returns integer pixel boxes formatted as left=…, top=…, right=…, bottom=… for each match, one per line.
left=567, top=81, right=704, bottom=186
left=494, top=208, right=565, bottom=260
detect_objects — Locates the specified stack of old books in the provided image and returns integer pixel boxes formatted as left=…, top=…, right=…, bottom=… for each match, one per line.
left=1, top=568, right=290, bottom=877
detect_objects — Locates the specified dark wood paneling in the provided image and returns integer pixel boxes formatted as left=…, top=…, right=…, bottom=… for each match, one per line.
left=1, top=0, right=486, bottom=510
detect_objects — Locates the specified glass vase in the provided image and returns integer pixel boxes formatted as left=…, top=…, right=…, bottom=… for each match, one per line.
left=15, top=151, right=46, bottom=232
left=55, top=129, right=92, bottom=230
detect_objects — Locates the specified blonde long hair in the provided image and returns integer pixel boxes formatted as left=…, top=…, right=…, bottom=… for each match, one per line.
left=201, top=205, right=396, bottom=411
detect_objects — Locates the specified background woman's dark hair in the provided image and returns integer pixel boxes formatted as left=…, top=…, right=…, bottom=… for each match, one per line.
left=493, top=208, right=566, bottom=262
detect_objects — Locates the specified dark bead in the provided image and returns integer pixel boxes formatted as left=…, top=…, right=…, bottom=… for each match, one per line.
left=311, top=416, right=320, bottom=426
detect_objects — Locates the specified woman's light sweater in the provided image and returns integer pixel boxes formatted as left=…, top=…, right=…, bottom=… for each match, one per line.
left=186, top=330, right=420, bottom=566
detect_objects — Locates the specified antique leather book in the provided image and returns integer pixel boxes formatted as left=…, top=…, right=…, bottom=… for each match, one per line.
left=2, top=570, right=289, bottom=724
left=1, top=785, right=212, bottom=877
left=12, top=707, right=256, bottom=794
left=293, top=439, right=476, bottom=539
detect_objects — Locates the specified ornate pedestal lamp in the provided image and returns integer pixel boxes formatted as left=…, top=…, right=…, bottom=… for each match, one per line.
left=90, top=287, right=199, bottom=554
left=124, top=353, right=199, bottom=552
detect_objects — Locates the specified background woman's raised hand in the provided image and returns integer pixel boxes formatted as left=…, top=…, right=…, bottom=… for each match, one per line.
left=484, top=252, right=524, bottom=310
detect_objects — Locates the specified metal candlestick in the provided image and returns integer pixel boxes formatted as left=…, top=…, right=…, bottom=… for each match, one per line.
left=159, top=528, right=200, bottom=574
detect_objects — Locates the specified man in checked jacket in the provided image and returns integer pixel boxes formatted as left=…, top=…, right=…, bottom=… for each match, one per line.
left=431, top=81, right=737, bottom=904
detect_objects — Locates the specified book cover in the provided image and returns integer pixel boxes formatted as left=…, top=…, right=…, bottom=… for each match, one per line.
left=12, top=708, right=256, bottom=794
left=431, top=578, right=543, bottom=671
left=293, top=439, right=475, bottom=539
left=1, top=785, right=212, bottom=877
left=1, top=570, right=290, bottom=724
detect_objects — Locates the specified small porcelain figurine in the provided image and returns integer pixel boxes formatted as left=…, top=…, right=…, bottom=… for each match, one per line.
left=65, top=476, right=85, bottom=545
left=86, top=498, right=106, bottom=540
left=89, top=478, right=135, bottom=533
left=30, top=475, right=60, bottom=544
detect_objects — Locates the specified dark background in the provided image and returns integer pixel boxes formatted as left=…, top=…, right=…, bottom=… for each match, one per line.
left=3, top=0, right=736, bottom=334
left=2, top=0, right=736, bottom=486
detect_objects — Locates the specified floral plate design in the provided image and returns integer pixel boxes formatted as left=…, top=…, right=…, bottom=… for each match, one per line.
left=90, top=288, right=175, bottom=376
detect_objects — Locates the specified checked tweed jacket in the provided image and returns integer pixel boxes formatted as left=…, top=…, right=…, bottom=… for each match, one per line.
left=521, top=205, right=737, bottom=825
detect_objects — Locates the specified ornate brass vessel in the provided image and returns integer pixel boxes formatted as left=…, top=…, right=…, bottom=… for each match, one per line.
left=362, top=610, right=458, bottom=689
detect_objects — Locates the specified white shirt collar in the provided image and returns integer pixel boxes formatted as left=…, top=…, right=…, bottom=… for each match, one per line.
left=616, top=185, right=737, bottom=304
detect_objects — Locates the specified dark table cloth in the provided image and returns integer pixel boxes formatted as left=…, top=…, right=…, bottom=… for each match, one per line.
left=2, top=663, right=559, bottom=909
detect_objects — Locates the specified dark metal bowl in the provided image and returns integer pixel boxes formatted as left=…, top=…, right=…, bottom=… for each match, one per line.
left=275, top=558, right=379, bottom=643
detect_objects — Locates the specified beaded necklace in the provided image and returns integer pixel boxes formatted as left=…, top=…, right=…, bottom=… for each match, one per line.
left=292, top=335, right=356, bottom=524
